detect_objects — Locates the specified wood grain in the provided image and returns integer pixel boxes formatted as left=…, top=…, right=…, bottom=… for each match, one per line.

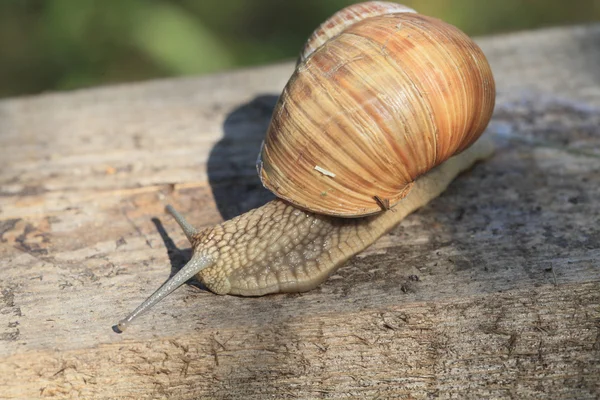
left=1, top=24, right=599, bottom=399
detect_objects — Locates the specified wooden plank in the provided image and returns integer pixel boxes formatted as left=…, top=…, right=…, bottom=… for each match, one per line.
left=1, top=24, right=599, bottom=399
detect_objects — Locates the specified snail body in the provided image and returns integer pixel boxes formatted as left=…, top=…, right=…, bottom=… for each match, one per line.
left=116, top=2, right=495, bottom=332
left=179, top=138, right=493, bottom=298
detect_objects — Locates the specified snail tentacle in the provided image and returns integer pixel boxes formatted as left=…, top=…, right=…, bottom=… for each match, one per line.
left=116, top=249, right=214, bottom=332
left=166, top=204, right=198, bottom=242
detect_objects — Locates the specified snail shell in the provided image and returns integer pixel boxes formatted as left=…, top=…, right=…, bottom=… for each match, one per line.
left=258, top=2, right=495, bottom=217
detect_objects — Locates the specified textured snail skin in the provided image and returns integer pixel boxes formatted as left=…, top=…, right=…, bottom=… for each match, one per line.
left=196, top=136, right=494, bottom=296
left=116, top=136, right=493, bottom=331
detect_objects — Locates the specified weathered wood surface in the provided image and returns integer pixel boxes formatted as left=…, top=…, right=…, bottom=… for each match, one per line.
left=1, top=24, right=599, bottom=399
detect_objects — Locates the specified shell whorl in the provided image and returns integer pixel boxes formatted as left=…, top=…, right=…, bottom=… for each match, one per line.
left=299, top=1, right=416, bottom=62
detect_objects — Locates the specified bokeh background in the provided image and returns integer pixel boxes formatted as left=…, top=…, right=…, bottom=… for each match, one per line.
left=1, top=0, right=599, bottom=99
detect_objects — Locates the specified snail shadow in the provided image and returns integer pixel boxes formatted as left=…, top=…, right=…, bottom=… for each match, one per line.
left=207, top=94, right=279, bottom=220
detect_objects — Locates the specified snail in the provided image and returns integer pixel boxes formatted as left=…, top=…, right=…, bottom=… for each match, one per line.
left=115, top=1, right=495, bottom=332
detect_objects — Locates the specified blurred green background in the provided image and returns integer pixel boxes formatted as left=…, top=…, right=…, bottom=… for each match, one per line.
left=1, top=0, right=599, bottom=99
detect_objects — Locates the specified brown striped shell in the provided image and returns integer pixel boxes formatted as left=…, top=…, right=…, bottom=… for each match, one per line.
left=257, top=2, right=495, bottom=217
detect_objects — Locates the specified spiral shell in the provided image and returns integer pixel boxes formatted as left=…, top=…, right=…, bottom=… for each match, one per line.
left=258, top=2, right=495, bottom=217
left=299, top=1, right=416, bottom=62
